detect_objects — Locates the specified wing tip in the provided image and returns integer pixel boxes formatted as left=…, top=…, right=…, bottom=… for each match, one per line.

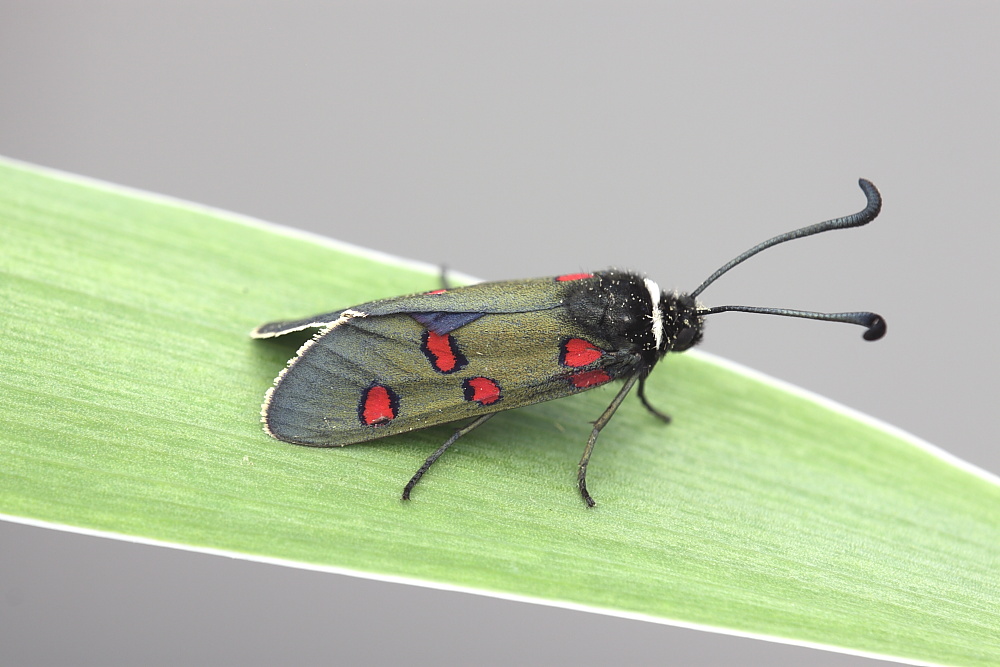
left=250, top=308, right=369, bottom=339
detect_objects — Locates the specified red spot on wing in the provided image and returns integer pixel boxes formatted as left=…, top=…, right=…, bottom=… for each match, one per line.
left=359, top=384, right=399, bottom=426
left=463, top=377, right=501, bottom=406
left=426, top=289, right=448, bottom=295
left=569, top=370, right=612, bottom=389
left=556, top=273, right=593, bottom=282
left=560, top=338, right=604, bottom=367
left=422, top=331, right=468, bottom=374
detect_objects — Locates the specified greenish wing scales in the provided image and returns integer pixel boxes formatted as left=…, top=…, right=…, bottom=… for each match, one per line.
left=252, top=275, right=592, bottom=339
left=262, top=308, right=621, bottom=446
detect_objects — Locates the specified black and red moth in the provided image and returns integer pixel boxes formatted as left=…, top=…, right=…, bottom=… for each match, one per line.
left=252, top=179, right=886, bottom=506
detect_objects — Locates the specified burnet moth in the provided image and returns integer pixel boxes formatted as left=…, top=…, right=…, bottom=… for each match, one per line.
left=253, top=178, right=885, bottom=506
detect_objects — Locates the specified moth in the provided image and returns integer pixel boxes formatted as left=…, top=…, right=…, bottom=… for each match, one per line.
left=253, top=179, right=885, bottom=506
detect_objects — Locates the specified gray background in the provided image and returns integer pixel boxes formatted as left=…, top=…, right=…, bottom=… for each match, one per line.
left=1, top=2, right=996, bottom=665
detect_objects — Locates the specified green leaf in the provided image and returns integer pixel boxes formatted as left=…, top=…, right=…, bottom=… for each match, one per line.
left=1, top=157, right=998, bottom=666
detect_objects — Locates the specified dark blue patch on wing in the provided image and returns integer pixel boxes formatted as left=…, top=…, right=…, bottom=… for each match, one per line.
left=410, top=312, right=485, bottom=335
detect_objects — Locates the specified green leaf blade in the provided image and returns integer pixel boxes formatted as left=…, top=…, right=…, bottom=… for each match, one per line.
left=1, top=157, right=998, bottom=666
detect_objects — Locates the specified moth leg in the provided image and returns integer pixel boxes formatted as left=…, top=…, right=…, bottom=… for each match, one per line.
left=637, top=376, right=671, bottom=424
left=578, top=374, right=640, bottom=507
left=402, top=413, right=496, bottom=500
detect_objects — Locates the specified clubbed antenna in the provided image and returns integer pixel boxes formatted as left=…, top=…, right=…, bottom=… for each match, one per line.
left=693, top=179, right=885, bottom=341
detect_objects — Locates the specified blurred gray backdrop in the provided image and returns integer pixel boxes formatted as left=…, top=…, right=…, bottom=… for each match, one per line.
left=1, top=2, right=997, bottom=665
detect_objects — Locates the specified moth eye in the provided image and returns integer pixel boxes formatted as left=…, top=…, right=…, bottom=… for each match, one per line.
left=672, top=326, right=698, bottom=352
